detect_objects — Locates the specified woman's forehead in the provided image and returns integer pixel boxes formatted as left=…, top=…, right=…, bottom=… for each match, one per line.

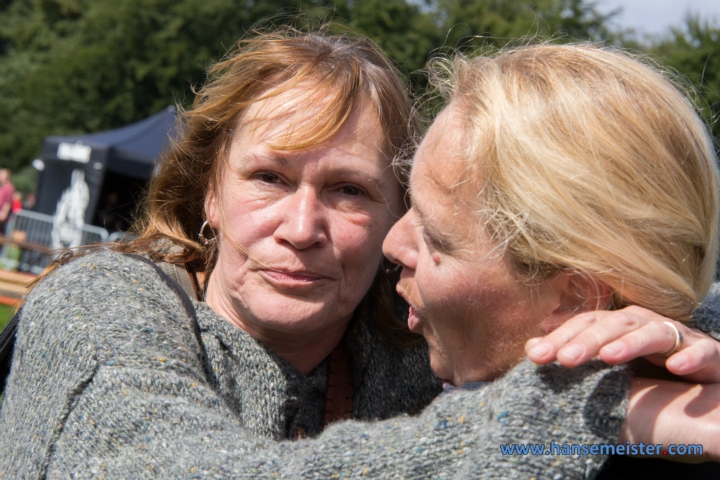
left=242, top=84, right=331, bottom=135
left=410, top=107, right=491, bottom=241
left=412, top=107, right=471, bottom=193
left=237, top=80, right=384, bottom=152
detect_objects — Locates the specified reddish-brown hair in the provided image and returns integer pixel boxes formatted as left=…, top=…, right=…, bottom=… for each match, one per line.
left=45, top=24, right=421, bottom=343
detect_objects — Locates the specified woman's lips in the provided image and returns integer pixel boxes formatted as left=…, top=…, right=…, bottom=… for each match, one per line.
left=408, top=305, right=422, bottom=332
left=261, top=269, right=329, bottom=288
left=397, top=285, right=423, bottom=332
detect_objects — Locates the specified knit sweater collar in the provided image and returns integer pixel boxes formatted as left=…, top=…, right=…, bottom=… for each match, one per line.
left=192, top=295, right=442, bottom=440
left=193, top=301, right=328, bottom=440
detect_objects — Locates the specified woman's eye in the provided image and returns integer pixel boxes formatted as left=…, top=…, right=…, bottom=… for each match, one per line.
left=422, top=231, right=436, bottom=249
left=256, top=173, right=282, bottom=184
left=422, top=230, right=444, bottom=253
left=339, top=185, right=364, bottom=196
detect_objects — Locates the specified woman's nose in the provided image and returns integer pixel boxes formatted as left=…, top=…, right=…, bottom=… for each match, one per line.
left=382, top=210, right=418, bottom=270
left=274, top=187, right=328, bottom=250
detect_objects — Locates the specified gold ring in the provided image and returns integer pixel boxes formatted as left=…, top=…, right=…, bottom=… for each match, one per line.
left=658, top=321, right=684, bottom=358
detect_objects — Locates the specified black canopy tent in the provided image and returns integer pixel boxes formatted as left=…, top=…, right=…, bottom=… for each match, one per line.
left=35, top=106, right=176, bottom=231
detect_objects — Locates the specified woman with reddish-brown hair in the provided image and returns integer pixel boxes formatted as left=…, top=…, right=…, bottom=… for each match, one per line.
left=1, top=25, right=720, bottom=478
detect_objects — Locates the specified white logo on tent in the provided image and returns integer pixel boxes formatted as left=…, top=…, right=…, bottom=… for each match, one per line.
left=52, top=169, right=90, bottom=249
left=57, top=142, right=92, bottom=163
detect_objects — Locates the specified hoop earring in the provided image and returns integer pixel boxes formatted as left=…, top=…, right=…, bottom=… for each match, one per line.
left=198, top=220, right=216, bottom=246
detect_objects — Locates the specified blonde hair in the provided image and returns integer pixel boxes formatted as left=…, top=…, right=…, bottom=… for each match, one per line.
left=428, top=44, right=719, bottom=321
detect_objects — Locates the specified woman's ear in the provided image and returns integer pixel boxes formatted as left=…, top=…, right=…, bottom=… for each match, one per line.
left=539, top=271, right=611, bottom=333
left=204, top=188, right=220, bottom=229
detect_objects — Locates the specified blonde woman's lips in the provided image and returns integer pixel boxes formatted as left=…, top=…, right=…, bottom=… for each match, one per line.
left=408, top=305, right=422, bottom=332
left=396, top=285, right=422, bottom=331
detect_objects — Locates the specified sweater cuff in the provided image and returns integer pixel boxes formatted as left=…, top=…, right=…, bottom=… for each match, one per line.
left=465, top=358, right=629, bottom=479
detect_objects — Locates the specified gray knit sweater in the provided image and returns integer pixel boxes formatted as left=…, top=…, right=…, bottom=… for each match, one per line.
left=0, top=250, right=630, bottom=479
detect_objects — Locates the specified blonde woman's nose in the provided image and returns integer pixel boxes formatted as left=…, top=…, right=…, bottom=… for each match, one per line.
left=382, top=210, right=417, bottom=270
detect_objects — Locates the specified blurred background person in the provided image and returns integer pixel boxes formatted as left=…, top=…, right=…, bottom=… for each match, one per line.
left=22, top=192, right=35, bottom=211
left=11, top=191, right=22, bottom=214
left=0, top=169, right=15, bottom=235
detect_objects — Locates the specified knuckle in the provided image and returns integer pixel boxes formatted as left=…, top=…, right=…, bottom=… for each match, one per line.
left=555, top=328, right=577, bottom=344
left=624, top=305, right=644, bottom=315
left=585, top=328, right=607, bottom=346
left=611, top=312, right=638, bottom=328
left=621, top=326, right=661, bottom=353
left=623, top=331, right=645, bottom=349
left=618, top=331, right=650, bottom=354
left=650, top=320, right=674, bottom=339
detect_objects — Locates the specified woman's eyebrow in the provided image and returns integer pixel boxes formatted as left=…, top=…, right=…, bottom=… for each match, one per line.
left=239, top=153, right=386, bottom=188
left=240, top=152, right=290, bottom=168
left=409, top=190, right=428, bottom=220
left=409, top=195, right=435, bottom=231
left=330, top=168, right=386, bottom=188
left=410, top=191, right=460, bottom=248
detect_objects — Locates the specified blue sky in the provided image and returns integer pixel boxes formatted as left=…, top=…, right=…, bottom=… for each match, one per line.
left=597, top=0, right=720, bottom=36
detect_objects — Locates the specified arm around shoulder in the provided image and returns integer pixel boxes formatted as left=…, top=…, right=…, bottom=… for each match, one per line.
left=1, top=251, right=628, bottom=479
left=54, top=358, right=626, bottom=479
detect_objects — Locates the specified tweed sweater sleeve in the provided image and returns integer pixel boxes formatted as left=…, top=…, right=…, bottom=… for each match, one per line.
left=691, top=291, right=720, bottom=339
left=0, top=251, right=628, bottom=479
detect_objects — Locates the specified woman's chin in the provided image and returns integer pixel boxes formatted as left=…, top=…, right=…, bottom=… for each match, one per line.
left=427, top=352, right=456, bottom=386
left=238, top=295, right=352, bottom=337
left=253, top=309, right=330, bottom=333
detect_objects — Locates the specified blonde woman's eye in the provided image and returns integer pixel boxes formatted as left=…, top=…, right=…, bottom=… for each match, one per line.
left=422, top=228, right=450, bottom=254
left=422, top=231, right=438, bottom=250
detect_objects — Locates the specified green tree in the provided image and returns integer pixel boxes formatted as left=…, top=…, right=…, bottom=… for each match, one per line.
left=330, top=0, right=439, bottom=78
left=0, top=0, right=615, bottom=175
left=433, top=0, right=615, bottom=50
left=0, top=0, right=438, bottom=172
left=647, top=16, right=720, bottom=140
left=0, top=0, right=287, bottom=171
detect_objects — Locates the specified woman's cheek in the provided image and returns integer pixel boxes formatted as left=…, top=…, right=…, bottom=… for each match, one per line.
left=337, top=211, right=388, bottom=252
left=225, top=198, right=285, bottom=243
left=416, top=263, right=473, bottom=318
left=335, top=226, right=384, bottom=291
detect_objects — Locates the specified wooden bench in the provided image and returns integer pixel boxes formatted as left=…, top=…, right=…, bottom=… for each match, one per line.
left=0, top=233, right=53, bottom=255
left=0, top=232, right=43, bottom=303
left=0, top=270, right=35, bottom=304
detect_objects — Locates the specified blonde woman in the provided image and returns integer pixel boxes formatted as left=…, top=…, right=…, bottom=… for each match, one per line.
left=383, top=44, right=720, bottom=471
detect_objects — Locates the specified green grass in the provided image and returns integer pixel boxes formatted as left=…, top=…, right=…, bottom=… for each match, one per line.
left=0, top=303, right=14, bottom=404
left=0, top=303, right=15, bottom=332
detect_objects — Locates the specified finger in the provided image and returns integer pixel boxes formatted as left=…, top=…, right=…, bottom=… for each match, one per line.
left=599, top=323, right=720, bottom=382
left=555, top=309, right=653, bottom=367
left=666, top=339, right=720, bottom=381
left=526, top=311, right=606, bottom=364
left=597, top=321, right=679, bottom=364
